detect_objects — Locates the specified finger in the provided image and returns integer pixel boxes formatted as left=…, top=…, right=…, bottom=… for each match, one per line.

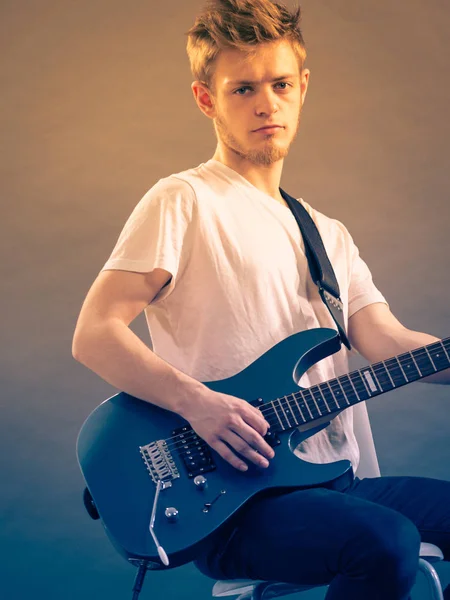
left=241, top=404, right=271, bottom=436
left=208, top=438, right=249, bottom=472
left=222, top=430, right=271, bottom=467
left=225, top=426, right=274, bottom=463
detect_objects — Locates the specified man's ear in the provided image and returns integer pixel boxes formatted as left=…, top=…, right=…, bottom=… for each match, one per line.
left=191, top=81, right=216, bottom=119
left=300, top=68, right=310, bottom=106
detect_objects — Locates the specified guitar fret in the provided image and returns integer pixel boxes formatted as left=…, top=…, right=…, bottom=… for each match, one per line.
left=441, top=341, right=450, bottom=363
left=410, top=352, right=423, bottom=376
left=263, top=403, right=279, bottom=431
left=398, top=353, right=420, bottom=381
left=427, top=342, right=450, bottom=372
left=324, top=382, right=338, bottom=410
left=395, top=356, right=409, bottom=382
left=282, top=395, right=299, bottom=426
left=317, top=384, right=332, bottom=412
left=381, top=357, right=405, bottom=387
left=370, top=364, right=390, bottom=391
left=271, top=401, right=285, bottom=430
left=302, top=389, right=317, bottom=419
left=344, top=374, right=362, bottom=401
left=327, top=381, right=341, bottom=409
left=311, top=388, right=324, bottom=416
left=339, top=376, right=357, bottom=402
left=425, top=347, right=437, bottom=372
left=352, top=372, right=371, bottom=400
left=356, top=371, right=372, bottom=399
left=358, top=372, right=372, bottom=398
left=369, top=366, right=383, bottom=391
left=358, top=371, right=370, bottom=397
left=291, top=393, right=307, bottom=423
left=381, top=360, right=396, bottom=388
left=413, top=348, right=435, bottom=377
left=335, top=377, right=351, bottom=406
left=289, top=395, right=302, bottom=425
left=277, top=398, right=293, bottom=429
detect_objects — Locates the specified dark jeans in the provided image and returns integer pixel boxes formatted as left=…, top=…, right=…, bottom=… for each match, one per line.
left=194, top=474, right=450, bottom=599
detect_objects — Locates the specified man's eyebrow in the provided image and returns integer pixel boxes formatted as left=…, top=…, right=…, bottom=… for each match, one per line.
left=226, top=74, right=298, bottom=86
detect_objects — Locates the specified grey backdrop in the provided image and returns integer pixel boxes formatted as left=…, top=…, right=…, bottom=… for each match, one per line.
left=1, top=1, right=449, bottom=599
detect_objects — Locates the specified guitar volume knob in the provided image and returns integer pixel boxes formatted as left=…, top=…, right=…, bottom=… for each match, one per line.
left=164, top=507, right=179, bottom=522
left=193, top=475, right=207, bottom=490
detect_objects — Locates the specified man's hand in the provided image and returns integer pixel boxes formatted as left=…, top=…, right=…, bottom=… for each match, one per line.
left=182, top=389, right=275, bottom=471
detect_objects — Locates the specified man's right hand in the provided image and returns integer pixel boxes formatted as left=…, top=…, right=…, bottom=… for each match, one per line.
left=181, top=388, right=275, bottom=471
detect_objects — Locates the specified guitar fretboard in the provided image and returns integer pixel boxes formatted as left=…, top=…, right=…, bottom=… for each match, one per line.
left=264, top=337, right=450, bottom=432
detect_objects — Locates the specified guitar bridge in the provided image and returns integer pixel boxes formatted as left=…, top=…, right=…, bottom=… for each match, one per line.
left=140, top=440, right=180, bottom=484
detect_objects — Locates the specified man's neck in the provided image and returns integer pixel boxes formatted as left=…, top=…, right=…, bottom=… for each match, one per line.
left=211, top=152, right=285, bottom=205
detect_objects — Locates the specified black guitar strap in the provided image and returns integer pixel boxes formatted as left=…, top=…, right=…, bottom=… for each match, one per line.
left=280, top=187, right=352, bottom=350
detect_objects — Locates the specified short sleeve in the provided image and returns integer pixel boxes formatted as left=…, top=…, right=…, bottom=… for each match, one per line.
left=334, top=219, right=388, bottom=318
left=101, top=176, right=196, bottom=303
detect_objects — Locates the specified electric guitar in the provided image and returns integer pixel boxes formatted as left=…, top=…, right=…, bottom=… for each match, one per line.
left=76, top=327, right=450, bottom=569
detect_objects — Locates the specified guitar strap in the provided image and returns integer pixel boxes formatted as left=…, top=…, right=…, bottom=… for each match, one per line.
left=279, top=188, right=352, bottom=350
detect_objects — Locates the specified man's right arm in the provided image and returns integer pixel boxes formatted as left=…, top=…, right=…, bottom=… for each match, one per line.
left=72, top=268, right=274, bottom=471
left=72, top=268, right=205, bottom=415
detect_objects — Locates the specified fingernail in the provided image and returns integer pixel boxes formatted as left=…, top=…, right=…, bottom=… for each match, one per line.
left=240, top=463, right=248, bottom=471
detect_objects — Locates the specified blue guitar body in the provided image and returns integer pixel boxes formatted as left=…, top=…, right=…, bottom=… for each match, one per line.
left=77, top=328, right=354, bottom=569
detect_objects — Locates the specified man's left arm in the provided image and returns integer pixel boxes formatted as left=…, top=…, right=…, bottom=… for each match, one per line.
left=348, top=302, right=450, bottom=385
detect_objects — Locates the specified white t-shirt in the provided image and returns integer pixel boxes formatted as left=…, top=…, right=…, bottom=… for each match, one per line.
left=102, top=159, right=387, bottom=472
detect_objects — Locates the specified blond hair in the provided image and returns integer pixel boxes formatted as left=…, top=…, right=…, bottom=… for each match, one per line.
left=185, top=0, right=307, bottom=95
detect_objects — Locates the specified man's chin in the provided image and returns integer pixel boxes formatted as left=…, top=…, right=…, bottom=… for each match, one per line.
left=246, top=151, right=289, bottom=166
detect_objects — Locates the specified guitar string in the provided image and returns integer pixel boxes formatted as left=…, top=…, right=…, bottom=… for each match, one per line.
left=152, top=343, right=450, bottom=454
left=162, top=366, right=444, bottom=455
left=159, top=344, right=450, bottom=454
left=161, top=344, right=446, bottom=447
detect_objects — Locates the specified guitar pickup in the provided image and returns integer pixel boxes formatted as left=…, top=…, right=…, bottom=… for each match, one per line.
left=172, top=425, right=216, bottom=478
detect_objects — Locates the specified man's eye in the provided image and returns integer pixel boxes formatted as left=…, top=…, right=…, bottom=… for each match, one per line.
left=234, top=82, right=290, bottom=95
left=234, top=86, right=251, bottom=95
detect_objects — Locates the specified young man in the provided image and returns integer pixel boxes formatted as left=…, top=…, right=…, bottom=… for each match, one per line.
left=72, top=1, right=450, bottom=598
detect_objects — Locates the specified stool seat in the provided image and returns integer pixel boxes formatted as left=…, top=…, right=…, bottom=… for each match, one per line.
left=213, top=580, right=321, bottom=597
left=212, top=541, right=444, bottom=597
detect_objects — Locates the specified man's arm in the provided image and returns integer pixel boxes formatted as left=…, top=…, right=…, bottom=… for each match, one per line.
left=72, top=268, right=274, bottom=471
left=72, top=268, right=204, bottom=412
left=348, top=303, right=450, bottom=385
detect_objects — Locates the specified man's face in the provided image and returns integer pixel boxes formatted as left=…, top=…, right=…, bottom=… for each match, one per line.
left=206, top=40, right=309, bottom=166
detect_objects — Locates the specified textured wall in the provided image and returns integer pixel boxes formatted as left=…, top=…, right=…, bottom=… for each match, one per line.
left=1, top=1, right=449, bottom=598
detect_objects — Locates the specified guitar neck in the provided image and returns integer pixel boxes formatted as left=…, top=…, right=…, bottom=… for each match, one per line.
left=264, top=336, right=450, bottom=433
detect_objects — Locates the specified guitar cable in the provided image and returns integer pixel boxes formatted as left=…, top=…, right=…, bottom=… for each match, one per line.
left=131, top=561, right=149, bottom=600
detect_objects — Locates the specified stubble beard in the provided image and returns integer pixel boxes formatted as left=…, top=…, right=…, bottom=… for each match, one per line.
left=214, top=109, right=302, bottom=167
